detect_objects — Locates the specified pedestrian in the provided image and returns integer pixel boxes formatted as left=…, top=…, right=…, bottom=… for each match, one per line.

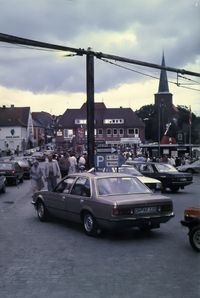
left=68, top=152, right=77, bottom=174
left=44, top=155, right=61, bottom=191
left=15, top=145, right=20, bottom=156
left=77, top=154, right=86, bottom=172
left=30, top=159, right=44, bottom=193
left=58, top=152, right=70, bottom=177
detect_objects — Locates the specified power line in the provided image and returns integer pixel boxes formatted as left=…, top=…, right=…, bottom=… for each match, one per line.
left=178, top=74, right=200, bottom=85
left=0, top=32, right=200, bottom=77
left=99, top=57, right=200, bottom=92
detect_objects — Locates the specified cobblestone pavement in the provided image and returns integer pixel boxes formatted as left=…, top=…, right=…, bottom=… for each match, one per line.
left=0, top=177, right=200, bottom=298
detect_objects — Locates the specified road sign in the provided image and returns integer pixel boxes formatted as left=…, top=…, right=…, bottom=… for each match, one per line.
left=95, top=154, right=119, bottom=168
left=96, top=147, right=117, bottom=154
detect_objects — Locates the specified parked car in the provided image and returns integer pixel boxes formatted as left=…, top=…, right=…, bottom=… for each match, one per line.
left=4, top=157, right=31, bottom=179
left=177, top=159, right=200, bottom=174
left=16, top=159, right=31, bottom=179
left=32, top=152, right=46, bottom=162
left=125, top=161, right=193, bottom=192
left=101, top=165, right=161, bottom=191
left=0, top=161, right=24, bottom=185
left=32, top=172, right=174, bottom=236
left=181, top=207, right=200, bottom=252
left=0, top=175, right=6, bottom=193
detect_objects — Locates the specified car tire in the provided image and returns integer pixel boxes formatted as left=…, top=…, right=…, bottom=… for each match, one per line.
left=36, top=200, right=49, bottom=222
left=189, top=226, right=200, bottom=252
left=1, top=184, right=6, bottom=193
left=170, top=186, right=179, bottom=193
left=82, top=212, right=101, bottom=237
left=14, top=178, right=19, bottom=186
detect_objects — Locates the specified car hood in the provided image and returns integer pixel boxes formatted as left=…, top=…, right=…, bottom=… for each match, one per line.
left=138, top=176, right=161, bottom=184
left=158, top=171, right=192, bottom=178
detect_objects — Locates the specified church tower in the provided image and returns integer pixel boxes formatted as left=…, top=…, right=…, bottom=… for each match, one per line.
left=154, top=53, right=173, bottom=108
left=154, top=54, right=176, bottom=142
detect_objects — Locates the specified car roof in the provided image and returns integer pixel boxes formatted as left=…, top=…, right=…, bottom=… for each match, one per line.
left=0, top=160, right=18, bottom=164
left=68, top=171, right=133, bottom=179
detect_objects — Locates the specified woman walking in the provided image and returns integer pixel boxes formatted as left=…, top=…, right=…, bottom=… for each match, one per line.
left=30, top=159, right=44, bottom=193
left=44, top=155, right=61, bottom=191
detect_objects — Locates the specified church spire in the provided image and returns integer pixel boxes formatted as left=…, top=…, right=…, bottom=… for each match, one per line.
left=158, top=53, right=169, bottom=93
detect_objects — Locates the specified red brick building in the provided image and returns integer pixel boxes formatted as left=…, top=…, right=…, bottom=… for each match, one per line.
left=56, top=102, right=145, bottom=152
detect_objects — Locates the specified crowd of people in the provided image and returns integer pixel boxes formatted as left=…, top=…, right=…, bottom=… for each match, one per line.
left=30, top=151, right=88, bottom=192
left=122, top=150, right=196, bottom=168
left=30, top=147, right=198, bottom=193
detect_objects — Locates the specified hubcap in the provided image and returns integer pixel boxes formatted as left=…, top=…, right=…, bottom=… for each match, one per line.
left=193, top=229, right=200, bottom=249
left=84, top=214, right=93, bottom=232
left=38, top=203, right=44, bottom=218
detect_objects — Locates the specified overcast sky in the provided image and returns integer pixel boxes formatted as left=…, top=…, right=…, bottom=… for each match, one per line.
left=0, top=0, right=199, bottom=115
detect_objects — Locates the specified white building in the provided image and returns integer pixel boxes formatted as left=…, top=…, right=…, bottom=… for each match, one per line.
left=0, top=105, right=33, bottom=154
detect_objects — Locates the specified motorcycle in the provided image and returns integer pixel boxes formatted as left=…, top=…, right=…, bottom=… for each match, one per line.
left=181, top=207, right=200, bottom=252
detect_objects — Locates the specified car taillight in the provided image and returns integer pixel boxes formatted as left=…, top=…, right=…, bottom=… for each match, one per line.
left=112, top=207, right=134, bottom=216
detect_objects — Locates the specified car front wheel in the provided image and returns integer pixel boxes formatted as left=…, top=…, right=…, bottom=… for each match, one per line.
left=36, top=200, right=48, bottom=222
left=189, top=226, right=200, bottom=252
left=82, top=212, right=101, bottom=237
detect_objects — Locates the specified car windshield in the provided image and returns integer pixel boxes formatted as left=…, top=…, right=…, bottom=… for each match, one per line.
left=0, top=163, right=13, bottom=170
left=18, top=161, right=28, bottom=166
left=155, top=163, right=177, bottom=173
left=97, top=176, right=151, bottom=196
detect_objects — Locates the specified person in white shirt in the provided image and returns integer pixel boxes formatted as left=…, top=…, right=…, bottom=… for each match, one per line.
left=68, top=152, right=77, bottom=174
left=44, top=155, right=61, bottom=191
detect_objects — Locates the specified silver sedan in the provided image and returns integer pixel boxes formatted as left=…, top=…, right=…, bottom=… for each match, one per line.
left=32, top=172, right=174, bottom=236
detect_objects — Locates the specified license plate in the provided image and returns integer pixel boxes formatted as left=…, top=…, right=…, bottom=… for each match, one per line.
left=134, top=206, right=158, bottom=215
left=180, top=178, right=187, bottom=181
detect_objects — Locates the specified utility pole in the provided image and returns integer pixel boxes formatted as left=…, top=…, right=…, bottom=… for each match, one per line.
left=86, top=52, right=95, bottom=168
left=158, top=105, right=161, bottom=159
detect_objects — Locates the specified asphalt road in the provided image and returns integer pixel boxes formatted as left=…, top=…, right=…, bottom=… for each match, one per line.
left=0, top=175, right=200, bottom=298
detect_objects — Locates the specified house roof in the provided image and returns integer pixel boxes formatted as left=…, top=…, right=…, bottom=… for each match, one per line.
left=59, top=103, right=145, bottom=128
left=0, top=106, right=30, bottom=127
left=32, top=111, right=53, bottom=128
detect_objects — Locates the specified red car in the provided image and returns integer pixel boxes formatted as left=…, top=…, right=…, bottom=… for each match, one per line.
left=181, top=207, right=200, bottom=252
left=0, top=161, right=24, bottom=185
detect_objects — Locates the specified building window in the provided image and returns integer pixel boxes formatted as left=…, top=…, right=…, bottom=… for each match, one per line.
left=119, top=128, right=124, bottom=136
left=127, top=128, right=139, bottom=136
left=64, top=129, right=73, bottom=138
left=134, top=128, right=139, bottom=136
left=127, top=128, right=135, bottom=136
left=104, top=119, right=124, bottom=124
left=106, top=128, right=112, bottom=136
left=98, top=129, right=103, bottom=136
left=113, top=128, right=118, bottom=136
left=75, top=119, right=87, bottom=125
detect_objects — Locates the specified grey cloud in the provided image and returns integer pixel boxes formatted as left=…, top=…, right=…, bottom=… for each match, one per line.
left=0, top=0, right=199, bottom=94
